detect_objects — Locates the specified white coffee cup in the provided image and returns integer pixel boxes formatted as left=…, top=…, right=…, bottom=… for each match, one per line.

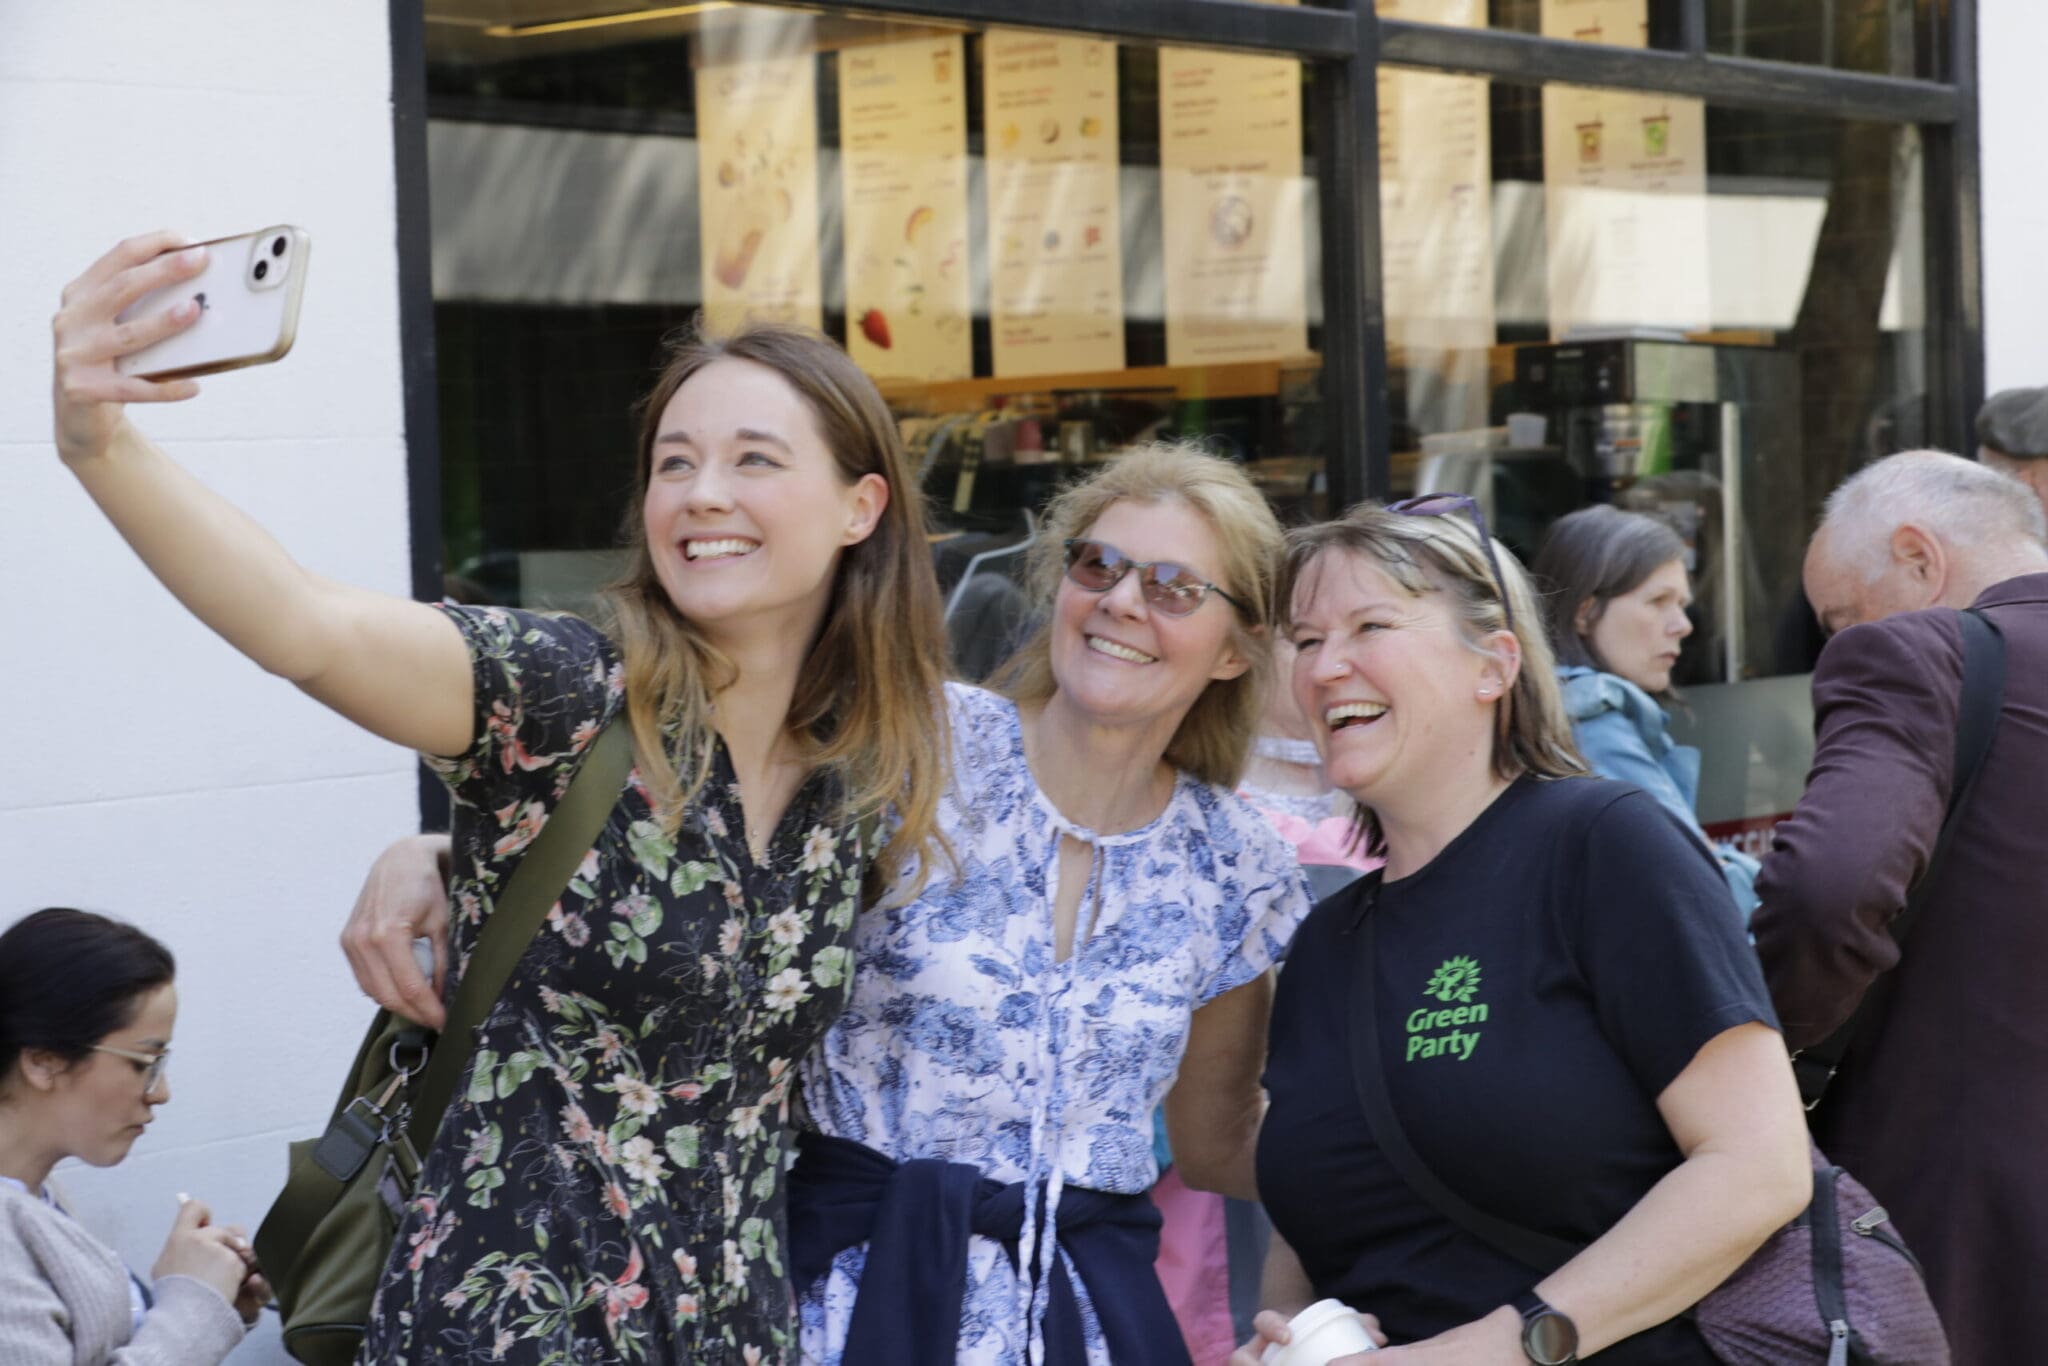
left=1261, top=1298, right=1378, bottom=1365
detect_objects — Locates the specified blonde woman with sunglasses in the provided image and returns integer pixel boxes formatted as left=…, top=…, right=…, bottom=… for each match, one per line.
left=784, top=443, right=1311, bottom=1366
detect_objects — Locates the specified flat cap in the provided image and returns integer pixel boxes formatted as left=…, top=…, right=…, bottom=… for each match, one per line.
left=1976, top=386, right=2048, bottom=460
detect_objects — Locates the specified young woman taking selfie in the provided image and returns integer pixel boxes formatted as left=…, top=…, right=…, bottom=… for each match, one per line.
left=50, top=234, right=950, bottom=1363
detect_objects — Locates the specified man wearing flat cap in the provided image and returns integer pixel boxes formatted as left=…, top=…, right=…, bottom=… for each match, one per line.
left=1976, top=385, right=2048, bottom=515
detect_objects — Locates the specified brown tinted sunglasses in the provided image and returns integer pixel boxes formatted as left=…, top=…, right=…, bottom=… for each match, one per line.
left=1062, top=539, right=1253, bottom=620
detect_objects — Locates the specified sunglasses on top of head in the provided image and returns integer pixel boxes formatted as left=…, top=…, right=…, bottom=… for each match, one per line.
left=1384, top=493, right=1518, bottom=637
left=1062, top=538, right=1253, bottom=620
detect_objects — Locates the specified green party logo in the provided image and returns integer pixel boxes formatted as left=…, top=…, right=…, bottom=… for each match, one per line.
left=1405, top=955, right=1487, bottom=1063
left=1424, top=955, right=1482, bottom=1004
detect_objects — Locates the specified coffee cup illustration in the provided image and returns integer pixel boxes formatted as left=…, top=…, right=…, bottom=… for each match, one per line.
left=1643, top=111, right=1670, bottom=157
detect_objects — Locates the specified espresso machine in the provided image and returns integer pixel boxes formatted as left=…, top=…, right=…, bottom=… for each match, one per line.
left=1508, top=338, right=1805, bottom=688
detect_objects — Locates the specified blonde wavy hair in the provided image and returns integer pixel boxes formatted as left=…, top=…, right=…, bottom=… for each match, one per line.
left=599, top=320, right=950, bottom=898
left=1278, top=503, right=1584, bottom=854
left=989, top=442, right=1282, bottom=790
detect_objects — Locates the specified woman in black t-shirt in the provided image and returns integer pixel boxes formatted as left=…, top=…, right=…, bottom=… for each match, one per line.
left=1242, top=501, right=1811, bottom=1365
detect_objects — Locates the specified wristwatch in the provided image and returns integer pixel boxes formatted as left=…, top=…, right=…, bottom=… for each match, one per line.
left=1511, top=1290, right=1579, bottom=1365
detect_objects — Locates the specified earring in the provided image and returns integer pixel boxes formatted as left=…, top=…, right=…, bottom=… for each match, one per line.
left=1477, top=684, right=1497, bottom=699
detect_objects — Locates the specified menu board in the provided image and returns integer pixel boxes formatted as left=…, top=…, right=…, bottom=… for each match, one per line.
left=1158, top=5, right=1309, bottom=366
left=1540, top=0, right=1710, bottom=337
left=983, top=31, right=1125, bottom=377
left=1377, top=0, right=1494, bottom=351
left=695, top=23, right=823, bottom=332
left=838, top=36, right=972, bottom=380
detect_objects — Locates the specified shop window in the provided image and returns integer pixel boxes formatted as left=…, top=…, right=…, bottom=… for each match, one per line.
left=1705, top=0, right=1945, bottom=80
left=422, top=2, right=1328, bottom=680
left=1379, top=0, right=1946, bottom=81
left=1378, top=50, right=1931, bottom=826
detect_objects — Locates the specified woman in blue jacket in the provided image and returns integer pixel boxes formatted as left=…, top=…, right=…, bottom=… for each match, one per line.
left=1532, top=505, right=1760, bottom=919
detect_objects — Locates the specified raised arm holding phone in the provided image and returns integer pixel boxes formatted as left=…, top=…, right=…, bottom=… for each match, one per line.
left=52, top=232, right=475, bottom=759
left=50, top=231, right=955, bottom=1363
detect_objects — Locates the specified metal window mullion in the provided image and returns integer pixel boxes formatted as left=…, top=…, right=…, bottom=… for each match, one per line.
left=1680, top=0, right=1707, bottom=56
left=1378, top=20, right=1960, bottom=124
left=391, top=0, right=440, bottom=609
left=1313, top=16, right=1388, bottom=510
left=829, top=0, right=1357, bottom=60
left=389, top=0, right=451, bottom=833
left=1926, top=0, right=1983, bottom=458
left=1886, top=0, right=1917, bottom=79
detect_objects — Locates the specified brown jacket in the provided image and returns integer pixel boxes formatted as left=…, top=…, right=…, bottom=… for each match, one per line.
left=1753, top=571, right=2048, bottom=1366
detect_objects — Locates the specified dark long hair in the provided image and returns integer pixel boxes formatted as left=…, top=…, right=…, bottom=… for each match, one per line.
left=0, top=908, right=174, bottom=1083
left=1531, top=505, right=1688, bottom=675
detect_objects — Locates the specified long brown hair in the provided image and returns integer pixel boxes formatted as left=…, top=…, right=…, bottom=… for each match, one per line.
left=989, top=442, right=1281, bottom=789
left=599, top=319, right=949, bottom=895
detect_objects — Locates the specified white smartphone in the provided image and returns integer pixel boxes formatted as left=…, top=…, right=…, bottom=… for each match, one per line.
left=116, top=225, right=310, bottom=380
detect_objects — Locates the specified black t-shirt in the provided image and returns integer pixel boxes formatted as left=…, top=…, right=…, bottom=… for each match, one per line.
left=1256, top=776, right=1777, bottom=1364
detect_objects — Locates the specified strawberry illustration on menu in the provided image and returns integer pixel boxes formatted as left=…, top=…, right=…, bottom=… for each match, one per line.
left=837, top=35, right=973, bottom=378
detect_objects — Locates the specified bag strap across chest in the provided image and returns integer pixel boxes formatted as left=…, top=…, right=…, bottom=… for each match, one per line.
left=1791, top=607, right=2005, bottom=1112
left=405, top=716, right=633, bottom=1153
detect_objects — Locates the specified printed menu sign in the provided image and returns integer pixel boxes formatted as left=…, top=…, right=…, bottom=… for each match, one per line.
left=695, top=21, right=822, bottom=332
left=1158, top=6, right=1310, bottom=367
left=983, top=31, right=1125, bottom=377
left=1377, top=0, right=1495, bottom=354
left=838, top=36, right=972, bottom=380
left=1540, top=0, right=1710, bottom=337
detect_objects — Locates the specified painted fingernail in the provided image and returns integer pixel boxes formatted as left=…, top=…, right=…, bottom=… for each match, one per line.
left=177, top=1192, right=191, bottom=1204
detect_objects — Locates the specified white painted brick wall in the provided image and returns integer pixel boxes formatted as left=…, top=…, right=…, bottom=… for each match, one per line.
left=0, top=6, right=412, bottom=1361
left=1981, top=0, right=2048, bottom=394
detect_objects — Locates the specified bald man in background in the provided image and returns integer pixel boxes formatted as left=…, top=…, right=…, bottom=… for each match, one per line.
left=1754, top=450, right=2048, bottom=1364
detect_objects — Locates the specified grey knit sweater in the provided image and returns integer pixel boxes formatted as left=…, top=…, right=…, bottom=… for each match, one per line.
left=0, top=1184, right=246, bottom=1364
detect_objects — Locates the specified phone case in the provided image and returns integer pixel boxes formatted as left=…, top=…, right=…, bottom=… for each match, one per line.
left=116, top=226, right=310, bottom=380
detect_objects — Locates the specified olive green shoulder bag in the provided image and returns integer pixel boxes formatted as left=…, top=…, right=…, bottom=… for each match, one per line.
left=253, top=718, right=632, bottom=1366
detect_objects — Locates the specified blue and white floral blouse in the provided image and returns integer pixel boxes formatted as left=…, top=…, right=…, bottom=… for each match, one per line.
left=797, top=683, right=1312, bottom=1364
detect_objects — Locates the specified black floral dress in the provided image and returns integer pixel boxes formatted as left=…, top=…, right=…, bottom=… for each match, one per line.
left=359, top=606, right=865, bottom=1365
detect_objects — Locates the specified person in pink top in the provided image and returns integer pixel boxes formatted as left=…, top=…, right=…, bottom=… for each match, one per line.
left=1239, top=640, right=1381, bottom=879
left=1152, top=640, right=1380, bottom=1363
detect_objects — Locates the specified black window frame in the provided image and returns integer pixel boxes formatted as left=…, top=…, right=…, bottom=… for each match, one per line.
left=387, top=0, right=1982, bottom=588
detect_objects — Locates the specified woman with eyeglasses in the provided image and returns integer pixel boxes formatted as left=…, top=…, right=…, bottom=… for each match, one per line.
left=1237, top=501, right=1810, bottom=1365
left=1531, top=505, right=1760, bottom=921
left=0, top=907, right=269, bottom=1364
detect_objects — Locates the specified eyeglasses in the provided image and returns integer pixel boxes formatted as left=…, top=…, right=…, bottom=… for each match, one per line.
left=1062, top=538, right=1253, bottom=619
left=1385, top=493, right=1518, bottom=637
left=92, top=1045, right=170, bottom=1094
